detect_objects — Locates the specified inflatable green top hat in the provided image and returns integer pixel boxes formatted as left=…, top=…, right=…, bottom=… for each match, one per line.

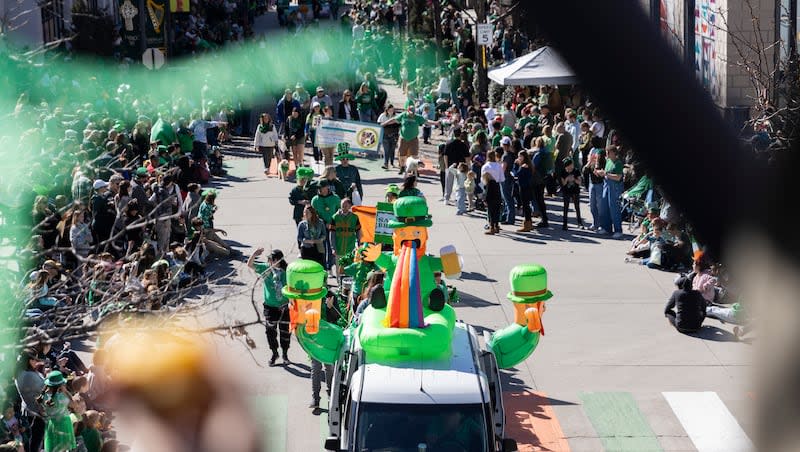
left=387, top=196, right=433, bottom=228
left=282, top=259, right=328, bottom=301
left=385, top=184, right=400, bottom=195
left=296, top=167, right=315, bottom=179
left=335, top=142, right=356, bottom=161
left=507, top=264, right=553, bottom=303
left=501, top=126, right=513, bottom=137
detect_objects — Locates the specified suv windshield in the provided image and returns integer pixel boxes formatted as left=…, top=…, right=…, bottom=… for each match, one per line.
left=354, top=402, right=489, bottom=452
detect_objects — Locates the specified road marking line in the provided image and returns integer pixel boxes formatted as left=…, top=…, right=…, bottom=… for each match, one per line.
left=662, top=392, right=753, bottom=452
left=580, top=392, right=663, bottom=452
left=251, top=395, right=288, bottom=452
left=504, top=391, right=571, bottom=452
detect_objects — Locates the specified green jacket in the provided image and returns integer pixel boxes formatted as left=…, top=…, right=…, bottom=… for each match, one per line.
left=289, top=183, right=316, bottom=222
left=312, top=192, right=341, bottom=224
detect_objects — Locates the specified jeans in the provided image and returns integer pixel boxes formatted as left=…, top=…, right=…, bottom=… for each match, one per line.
left=500, top=179, right=515, bottom=223
left=264, top=305, right=291, bottom=352
left=589, top=182, right=606, bottom=229
left=359, top=108, right=374, bottom=122
left=259, top=146, right=275, bottom=170
left=533, top=183, right=548, bottom=225
left=562, top=191, right=583, bottom=227
left=455, top=187, right=466, bottom=213
left=444, top=166, right=456, bottom=201
left=311, top=359, right=334, bottom=402
left=603, top=179, right=624, bottom=233
left=310, top=129, right=321, bottom=162
left=382, top=134, right=398, bottom=166
left=154, top=219, right=172, bottom=256
left=519, top=185, right=532, bottom=221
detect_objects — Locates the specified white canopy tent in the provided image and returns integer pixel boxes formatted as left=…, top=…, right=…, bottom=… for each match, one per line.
left=488, top=46, right=579, bottom=86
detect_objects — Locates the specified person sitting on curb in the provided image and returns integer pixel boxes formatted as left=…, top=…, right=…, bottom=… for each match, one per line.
left=664, top=274, right=706, bottom=334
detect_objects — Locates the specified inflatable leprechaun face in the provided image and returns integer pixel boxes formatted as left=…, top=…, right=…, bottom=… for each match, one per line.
left=392, top=226, right=428, bottom=257
left=387, top=196, right=433, bottom=257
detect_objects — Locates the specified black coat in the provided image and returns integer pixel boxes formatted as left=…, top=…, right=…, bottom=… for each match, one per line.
left=337, top=99, right=360, bottom=121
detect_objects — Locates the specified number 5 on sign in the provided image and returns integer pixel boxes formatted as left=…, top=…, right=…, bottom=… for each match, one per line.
left=477, top=23, right=493, bottom=46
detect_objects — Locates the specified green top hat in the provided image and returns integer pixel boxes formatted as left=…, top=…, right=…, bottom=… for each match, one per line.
left=296, top=167, right=315, bottom=179
left=282, top=259, right=328, bottom=301
left=385, top=183, right=400, bottom=195
left=44, top=370, right=67, bottom=387
left=501, top=126, right=513, bottom=137
left=507, top=264, right=553, bottom=303
left=135, top=167, right=149, bottom=177
left=335, top=142, right=356, bottom=160
left=387, top=196, right=433, bottom=228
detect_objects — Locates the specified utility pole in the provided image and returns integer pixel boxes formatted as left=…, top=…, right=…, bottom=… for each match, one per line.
left=475, top=0, right=488, bottom=103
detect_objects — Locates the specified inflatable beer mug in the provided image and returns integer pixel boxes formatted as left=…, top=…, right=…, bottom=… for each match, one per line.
left=439, top=245, right=462, bottom=280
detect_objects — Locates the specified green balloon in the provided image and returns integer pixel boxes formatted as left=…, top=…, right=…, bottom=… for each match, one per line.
left=487, top=324, right=540, bottom=369
left=356, top=304, right=456, bottom=362
left=295, top=320, right=345, bottom=365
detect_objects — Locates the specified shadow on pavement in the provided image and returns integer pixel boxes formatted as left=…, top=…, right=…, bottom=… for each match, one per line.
left=689, top=325, right=740, bottom=342
left=459, top=271, right=497, bottom=283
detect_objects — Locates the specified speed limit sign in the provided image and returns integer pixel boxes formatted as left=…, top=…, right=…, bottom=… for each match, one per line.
left=477, top=23, right=493, bottom=46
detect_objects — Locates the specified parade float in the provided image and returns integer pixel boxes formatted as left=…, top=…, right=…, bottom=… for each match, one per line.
left=285, top=196, right=550, bottom=370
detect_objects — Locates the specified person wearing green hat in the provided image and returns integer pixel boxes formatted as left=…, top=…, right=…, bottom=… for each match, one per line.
left=289, top=167, right=317, bottom=225
left=385, top=183, right=400, bottom=203
left=487, top=264, right=553, bottom=369
left=41, top=370, right=77, bottom=452
left=334, top=143, right=363, bottom=200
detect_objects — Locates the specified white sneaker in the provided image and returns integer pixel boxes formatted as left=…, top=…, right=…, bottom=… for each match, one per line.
left=612, top=232, right=624, bottom=239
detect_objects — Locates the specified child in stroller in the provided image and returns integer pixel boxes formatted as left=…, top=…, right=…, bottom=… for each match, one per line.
left=208, top=146, right=226, bottom=177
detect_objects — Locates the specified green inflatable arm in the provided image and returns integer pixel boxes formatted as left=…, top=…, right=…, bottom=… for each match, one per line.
left=295, top=320, right=345, bottom=365
left=487, top=323, right=540, bottom=369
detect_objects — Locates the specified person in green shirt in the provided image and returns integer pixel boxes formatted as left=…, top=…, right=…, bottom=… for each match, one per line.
left=355, top=82, right=376, bottom=122
left=311, top=180, right=341, bottom=225
left=331, top=198, right=361, bottom=279
left=312, top=180, right=341, bottom=269
left=382, top=105, right=439, bottom=175
left=247, top=247, right=290, bottom=366
left=596, top=145, right=625, bottom=238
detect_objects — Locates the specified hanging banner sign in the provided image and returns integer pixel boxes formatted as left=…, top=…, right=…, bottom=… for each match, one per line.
left=315, top=119, right=383, bottom=154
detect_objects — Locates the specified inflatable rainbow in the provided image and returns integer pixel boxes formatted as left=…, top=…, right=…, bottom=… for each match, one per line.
left=383, top=243, right=426, bottom=329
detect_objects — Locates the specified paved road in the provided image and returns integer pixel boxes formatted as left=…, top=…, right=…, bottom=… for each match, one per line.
left=116, top=9, right=756, bottom=452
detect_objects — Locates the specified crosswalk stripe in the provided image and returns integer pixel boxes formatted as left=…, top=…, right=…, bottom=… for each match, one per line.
left=663, top=392, right=753, bottom=452
left=580, top=392, right=663, bottom=452
left=252, top=395, right=288, bottom=452
left=504, top=391, right=571, bottom=452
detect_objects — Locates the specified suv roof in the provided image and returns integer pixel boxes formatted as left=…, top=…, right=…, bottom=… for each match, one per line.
left=351, top=324, right=489, bottom=405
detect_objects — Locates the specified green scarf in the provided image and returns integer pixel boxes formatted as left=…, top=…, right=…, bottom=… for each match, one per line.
left=259, top=123, right=271, bottom=134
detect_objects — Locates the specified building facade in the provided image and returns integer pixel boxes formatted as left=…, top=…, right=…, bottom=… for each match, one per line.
left=639, top=0, right=799, bottom=116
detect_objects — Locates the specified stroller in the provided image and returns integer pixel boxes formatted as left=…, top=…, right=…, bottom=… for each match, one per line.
left=620, top=175, right=657, bottom=232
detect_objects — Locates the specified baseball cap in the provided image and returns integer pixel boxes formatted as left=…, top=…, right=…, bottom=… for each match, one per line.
left=312, top=101, right=321, bottom=108
left=500, top=136, right=511, bottom=145
left=93, top=179, right=109, bottom=190
left=316, top=86, right=324, bottom=92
